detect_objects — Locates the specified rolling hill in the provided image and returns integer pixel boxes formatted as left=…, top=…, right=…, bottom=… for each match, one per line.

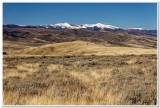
left=10, top=41, right=157, bottom=56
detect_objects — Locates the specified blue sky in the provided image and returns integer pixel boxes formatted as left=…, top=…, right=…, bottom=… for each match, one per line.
left=3, top=3, right=157, bottom=29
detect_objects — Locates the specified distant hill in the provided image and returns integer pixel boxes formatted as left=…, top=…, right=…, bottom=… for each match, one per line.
left=3, top=27, right=157, bottom=49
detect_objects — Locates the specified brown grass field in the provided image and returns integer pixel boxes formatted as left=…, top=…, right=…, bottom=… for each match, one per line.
left=12, top=41, right=157, bottom=56
left=3, top=40, right=157, bottom=105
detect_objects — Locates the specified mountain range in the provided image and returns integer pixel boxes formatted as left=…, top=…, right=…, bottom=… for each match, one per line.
left=3, top=22, right=145, bottom=30
left=3, top=22, right=157, bottom=36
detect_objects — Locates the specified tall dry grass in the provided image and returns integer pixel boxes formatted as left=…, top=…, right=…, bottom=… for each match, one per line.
left=3, top=55, right=157, bottom=105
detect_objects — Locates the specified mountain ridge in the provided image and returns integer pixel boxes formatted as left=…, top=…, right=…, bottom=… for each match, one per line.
left=3, top=23, right=157, bottom=37
left=3, top=22, right=157, bottom=30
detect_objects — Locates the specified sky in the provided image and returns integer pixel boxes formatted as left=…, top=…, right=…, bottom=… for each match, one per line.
left=3, top=3, right=157, bottom=29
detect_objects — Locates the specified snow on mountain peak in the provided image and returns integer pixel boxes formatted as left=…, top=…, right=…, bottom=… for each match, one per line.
left=50, top=22, right=72, bottom=29
left=93, top=23, right=107, bottom=28
left=128, top=28, right=143, bottom=30
left=80, top=23, right=119, bottom=29
left=44, top=22, right=120, bottom=30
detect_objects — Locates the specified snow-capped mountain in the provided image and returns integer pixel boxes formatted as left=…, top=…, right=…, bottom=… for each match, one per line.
left=3, top=23, right=157, bottom=36
left=80, top=23, right=119, bottom=29
left=47, top=22, right=73, bottom=29
left=128, top=28, right=144, bottom=30
left=5, top=22, right=147, bottom=31
left=45, top=22, right=120, bottom=30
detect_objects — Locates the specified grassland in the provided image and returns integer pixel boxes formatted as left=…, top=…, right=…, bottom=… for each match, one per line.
left=3, top=26, right=157, bottom=105
left=3, top=40, right=157, bottom=105
left=6, top=41, right=157, bottom=56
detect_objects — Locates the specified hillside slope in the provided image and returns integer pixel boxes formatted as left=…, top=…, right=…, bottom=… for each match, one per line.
left=3, top=28, right=157, bottom=49
left=12, top=41, right=157, bottom=56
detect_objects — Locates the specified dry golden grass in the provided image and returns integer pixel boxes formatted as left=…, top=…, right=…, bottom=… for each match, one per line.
left=3, top=41, right=30, bottom=54
left=3, top=62, right=39, bottom=79
left=3, top=55, right=157, bottom=105
left=11, top=41, right=157, bottom=56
